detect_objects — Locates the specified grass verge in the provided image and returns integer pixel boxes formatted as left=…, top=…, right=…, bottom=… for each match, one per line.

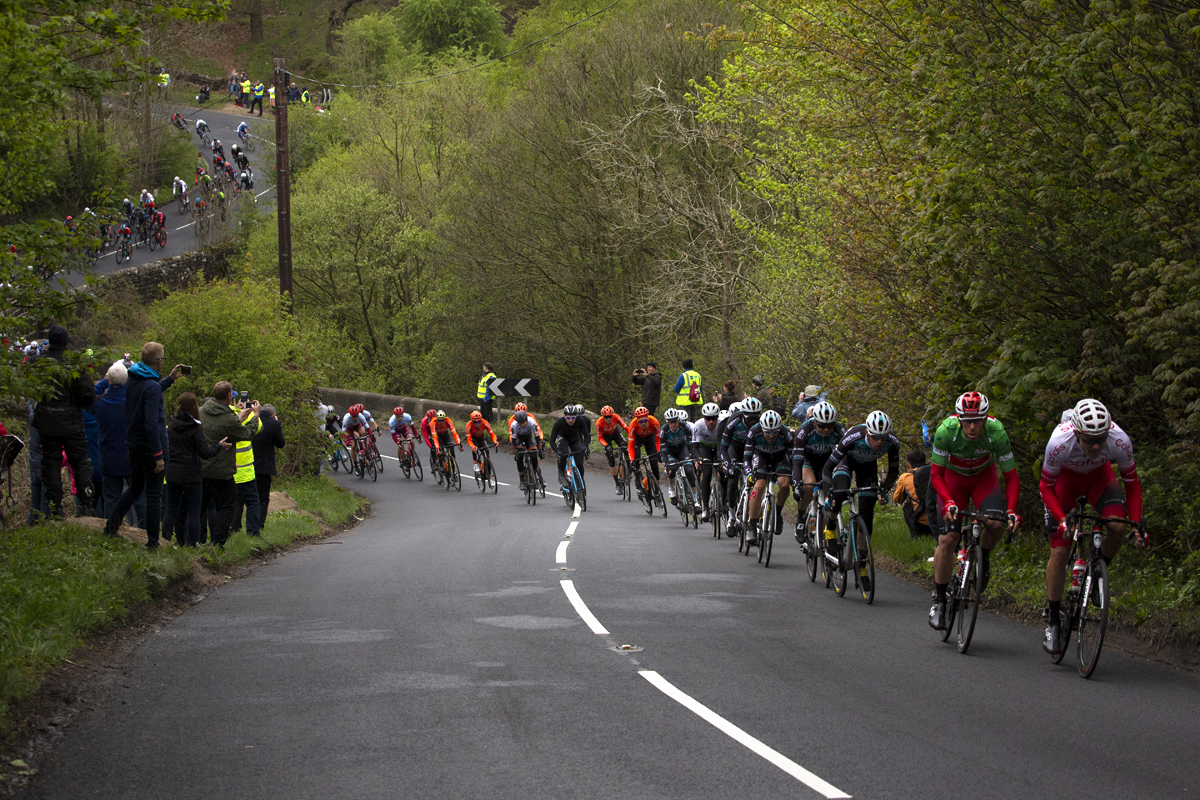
left=0, top=474, right=365, bottom=734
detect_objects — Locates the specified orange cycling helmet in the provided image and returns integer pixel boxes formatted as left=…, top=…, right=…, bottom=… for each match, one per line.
left=470, top=410, right=482, bottom=421
left=601, top=405, right=614, bottom=417
left=393, top=406, right=404, bottom=416
left=514, top=402, right=527, bottom=412
left=634, top=406, right=649, bottom=418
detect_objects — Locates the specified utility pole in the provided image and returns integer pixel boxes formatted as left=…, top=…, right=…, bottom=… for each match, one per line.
left=273, top=57, right=294, bottom=313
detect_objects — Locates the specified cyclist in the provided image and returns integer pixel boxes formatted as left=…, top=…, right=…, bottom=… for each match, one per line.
left=626, top=406, right=662, bottom=496
left=387, top=406, right=416, bottom=460
left=742, top=408, right=794, bottom=546
left=790, top=400, right=845, bottom=528
left=171, top=112, right=186, bottom=130
left=115, top=220, right=132, bottom=249
left=234, top=150, right=251, bottom=173
left=1038, top=398, right=1145, bottom=655
left=121, top=197, right=135, bottom=221
left=211, top=139, right=225, bottom=160
left=509, top=408, right=545, bottom=489
left=821, top=410, right=901, bottom=594
left=342, top=404, right=373, bottom=469
left=230, top=143, right=242, bottom=161
left=690, top=402, right=722, bottom=520
left=150, top=206, right=165, bottom=238
left=212, top=154, right=225, bottom=174
left=239, top=171, right=254, bottom=192
left=430, top=410, right=463, bottom=479
left=192, top=196, right=207, bottom=220
left=419, top=409, right=439, bottom=475
left=172, top=176, right=188, bottom=205
left=659, top=408, right=696, bottom=507
left=595, top=405, right=629, bottom=495
left=464, top=410, right=499, bottom=475
left=549, top=404, right=591, bottom=496
left=196, top=118, right=209, bottom=140
left=719, top=396, right=763, bottom=529
left=198, top=172, right=214, bottom=196
left=236, top=120, right=250, bottom=143
left=139, top=188, right=154, bottom=210
left=927, top=392, right=1021, bottom=631
left=223, top=162, right=237, bottom=186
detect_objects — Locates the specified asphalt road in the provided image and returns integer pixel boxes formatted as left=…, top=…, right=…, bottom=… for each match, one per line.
left=68, top=104, right=274, bottom=285
left=28, top=452, right=1200, bottom=799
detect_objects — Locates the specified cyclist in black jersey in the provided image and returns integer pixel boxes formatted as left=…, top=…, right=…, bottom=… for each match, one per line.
left=743, top=409, right=794, bottom=546
left=821, top=410, right=900, bottom=558
left=719, top=397, right=762, bottom=526
left=549, top=404, right=591, bottom=491
left=691, top=403, right=721, bottom=521
left=790, top=401, right=845, bottom=519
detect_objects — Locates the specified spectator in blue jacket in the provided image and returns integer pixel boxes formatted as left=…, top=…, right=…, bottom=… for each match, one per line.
left=94, top=361, right=146, bottom=529
left=83, top=407, right=103, bottom=518
left=104, top=342, right=183, bottom=547
left=791, top=385, right=826, bottom=421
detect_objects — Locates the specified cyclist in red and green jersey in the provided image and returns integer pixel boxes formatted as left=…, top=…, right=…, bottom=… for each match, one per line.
left=928, top=391, right=1021, bottom=631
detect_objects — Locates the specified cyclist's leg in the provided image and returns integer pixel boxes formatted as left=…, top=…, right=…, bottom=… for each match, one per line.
left=555, top=440, right=570, bottom=487
left=572, top=443, right=587, bottom=480
left=853, top=461, right=879, bottom=535
left=932, top=469, right=974, bottom=585
left=1087, top=470, right=1130, bottom=561
left=664, top=453, right=679, bottom=499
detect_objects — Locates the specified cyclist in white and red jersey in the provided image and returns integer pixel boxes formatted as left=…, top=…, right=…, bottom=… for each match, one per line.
left=341, top=404, right=374, bottom=469
left=927, top=391, right=1021, bottom=631
left=1039, top=398, right=1145, bottom=655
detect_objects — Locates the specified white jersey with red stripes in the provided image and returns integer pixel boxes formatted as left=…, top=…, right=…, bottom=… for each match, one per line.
left=1041, top=421, right=1136, bottom=483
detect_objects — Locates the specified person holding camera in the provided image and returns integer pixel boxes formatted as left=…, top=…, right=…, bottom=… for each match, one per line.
left=631, top=362, right=662, bottom=419
left=104, top=342, right=185, bottom=547
left=200, top=382, right=260, bottom=547
left=165, top=392, right=231, bottom=546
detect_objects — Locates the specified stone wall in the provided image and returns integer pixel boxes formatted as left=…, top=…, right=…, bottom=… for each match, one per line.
left=87, top=242, right=240, bottom=301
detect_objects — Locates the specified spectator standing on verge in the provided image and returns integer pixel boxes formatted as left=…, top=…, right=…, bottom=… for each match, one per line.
left=200, top=383, right=258, bottom=547
left=632, top=362, right=662, bottom=418
left=672, top=358, right=703, bottom=422
left=106, top=342, right=181, bottom=547
left=250, top=80, right=265, bottom=116
left=893, top=450, right=933, bottom=538
left=165, top=392, right=229, bottom=546
left=31, top=325, right=96, bottom=518
left=716, top=379, right=739, bottom=411
left=477, top=362, right=497, bottom=423
left=229, top=393, right=263, bottom=536
left=791, top=384, right=825, bottom=421
left=94, top=361, right=147, bottom=529
left=25, top=400, right=46, bottom=524
left=252, top=404, right=285, bottom=523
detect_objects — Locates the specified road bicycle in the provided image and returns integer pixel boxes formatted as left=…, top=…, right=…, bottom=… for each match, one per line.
left=472, top=443, right=498, bottom=494
left=939, top=508, right=1007, bottom=653
left=668, top=458, right=700, bottom=529
left=708, top=460, right=725, bottom=539
left=632, top=456, right=666, bottom=516
left=176, top=189, right=189, bottom=215
left=1049, top=499, right=1139, bottom=678
left=327, top=436, right=350, bottom=472
left=196, top=127, right=210, bottom=146
left=823, top=487, right=876, bottom=604
left=796, top=484, right=825, bottom=583
left=560, top=451, right=586, bottom=512
left=351, top=435, right=376, bottom=481
left=607, top=444, right=632, bottom=502
left=366, top=432, right=384, bottom=473
left=114, top=238, right=132, bottom=265
left=398, top=437, right=423, bottom=481
left=754, top=478, right=788, bottom=567
left=734, top=473, right=756, bottom=555
left=148, top=223, right=166, bottom=251
left=516, top=445, right=545, bottom=505
left=239, top=128, right=257, bottom=152
left=438, top=446, right=462, bottom=492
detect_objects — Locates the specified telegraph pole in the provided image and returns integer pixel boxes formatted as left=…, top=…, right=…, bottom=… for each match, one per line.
left=273, top=57, right=294, bottom=313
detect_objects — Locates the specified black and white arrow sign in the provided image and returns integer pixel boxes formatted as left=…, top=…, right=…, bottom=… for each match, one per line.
left=488, top=378, right=541, bottom=397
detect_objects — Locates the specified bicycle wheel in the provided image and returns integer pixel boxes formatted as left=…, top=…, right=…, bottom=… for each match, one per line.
left=759, top=495, right=774, bottom=566
left=856, top=518, right=875, bottom=605
left=487, top=457, right=498, bottom=494
left=372, top=443, right=383, bottom=472
left=178, top=195, right=187, bottom=215
left=832, top=524, right=849, bottom=596
left=354, top=452, right=365, bottom=478
left=329, top=447, right=341, bottom=471
left=475, top=457, right=486, bottom=492
left=148, top=230, right=158, bottom=251
left=156, top=229, right=166, bottom=248
left=451, top=458, right=461, bottom=491
left=441, top=457, right=451, bottom=490
left=115, top=245, right=125, bottom=265
left=803, top=506, right=820, bottom=582
left=710, top=486, right=724, bottom=539
left=537, top=467, right=546, bottom=498
left=955, top=545, right=981, bottom=652
left=364, top=452, right=377, bottom=482
left=1077, top=557, right=1109, bottom=678
left=675, top=477, right=688, bottom=526
left=638, top=472, right=654, bottom=515
left=412, top=450, right=423, bottom=482
left=656, top=481, right=667, bottom=517
left=578, top=474, right=587, bottom=512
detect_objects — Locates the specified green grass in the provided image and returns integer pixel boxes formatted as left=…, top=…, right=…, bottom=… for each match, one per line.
left=0, top=475, right=360, bottom=733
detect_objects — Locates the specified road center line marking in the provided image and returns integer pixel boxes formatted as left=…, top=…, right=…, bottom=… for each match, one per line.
left=560, top=580, right=608, bottom=634
left=556, top=540, right=570, bottom=564
left=572, top=503, right=581, bottom=519
left=638, top=671, right=851, bottom=798
left=565, top=521, right=578, bottom=537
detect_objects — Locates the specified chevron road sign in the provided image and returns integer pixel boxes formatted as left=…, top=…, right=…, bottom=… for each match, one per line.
left=488, top=378, right=540, bottom=397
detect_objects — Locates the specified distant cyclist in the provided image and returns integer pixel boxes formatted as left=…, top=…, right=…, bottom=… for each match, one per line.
left=690, top=402, right=721, bottom=521
left=195, top=118, right=209, bottom=139
left=388, top=406, right=416, bottom=460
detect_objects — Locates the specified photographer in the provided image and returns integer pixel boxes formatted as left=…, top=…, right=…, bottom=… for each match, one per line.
left=631, top=362, right=662, bottom=418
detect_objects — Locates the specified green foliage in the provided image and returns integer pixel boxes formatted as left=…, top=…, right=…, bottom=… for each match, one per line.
left=275, top=475, right=365, bottom=526
left=336, top=12, right=424, bottom=85
left=398, top=0, right=507, bottom=58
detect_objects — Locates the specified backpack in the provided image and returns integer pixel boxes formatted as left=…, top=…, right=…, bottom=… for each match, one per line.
left=687, top=376, right=700, bottom=403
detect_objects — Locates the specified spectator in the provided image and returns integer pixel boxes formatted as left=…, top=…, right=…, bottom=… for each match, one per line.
left=672, top=358, right=703, bottom=421
left=200, top=382, right=258, bottom=547
left=716, top=379, right=739, bottom=411
left=240, top=75, right=251, bottom=107
left=252, top=404, right=286, bottom=523
left=791, top=384, right=825, bottom=421
left=31, top=325, right=95, bottom=518
left=105, top=342, right=181, bottom=547
left=228, top=68, right=238, bottom=98
left=631, top=362, right=662, bottom=418
left=893, top=450, right=933, bottom=538
left=229, top=393, right=263, bottom=537
left=82, top=402, right=103, bottom=518
left=250, top=80, right=265, bottom=116
left=287, top=82, right=300, bottom=102
left=24, top=401, right=46, bottom=524
left=165, top=392, right=229, bottom=546
left=94, top=361, right=147, bottom=529
left=477, top=361, right=496, bottom=423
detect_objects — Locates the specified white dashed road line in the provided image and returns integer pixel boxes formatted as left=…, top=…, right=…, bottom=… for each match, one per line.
left=559, top=580, right=608, bottom=635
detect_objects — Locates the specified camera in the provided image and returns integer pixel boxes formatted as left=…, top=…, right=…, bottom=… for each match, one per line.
left=180, top=365, right=192, bottom=375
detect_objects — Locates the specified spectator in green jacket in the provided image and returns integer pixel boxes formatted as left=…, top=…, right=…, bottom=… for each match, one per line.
left=199, top=381, right=258, bottom=547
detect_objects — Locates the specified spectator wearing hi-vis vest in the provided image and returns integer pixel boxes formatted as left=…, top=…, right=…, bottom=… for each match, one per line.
left=477, top=361, right=496, bottom=423
left=240, top=77, right=251, bottom=107
left=672, top=359, right=703, bottom=422
left=249, top=81, right=265, bottom=116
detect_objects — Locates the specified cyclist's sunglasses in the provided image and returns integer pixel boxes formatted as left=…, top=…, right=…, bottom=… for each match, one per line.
left=1077, top=434, right=1107, bottom=447
left=564, top=415, right=577, bottom=421
left=815, top=422, right=833, bottom=432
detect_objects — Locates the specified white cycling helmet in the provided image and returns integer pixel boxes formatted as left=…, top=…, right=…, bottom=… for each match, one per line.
left=664, top=408, right=683, bottom=421
left=864, top=410, right=893, bottom=437
left=760, top=409, right=782, bottom=431
left=741, top=397, right=763, bottom=414
left=701, top=402, right=719, bottom=419
left=730, top=401, right=743, bottom=414
left=1070, top=398, right=1111, bottom=436
left=811, top=401, right=837, bottom=424
left=717, top=410, right=731, bottom=422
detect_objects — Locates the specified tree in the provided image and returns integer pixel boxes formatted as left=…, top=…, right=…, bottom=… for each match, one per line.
left=398, top=0, right=507, bottom=58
